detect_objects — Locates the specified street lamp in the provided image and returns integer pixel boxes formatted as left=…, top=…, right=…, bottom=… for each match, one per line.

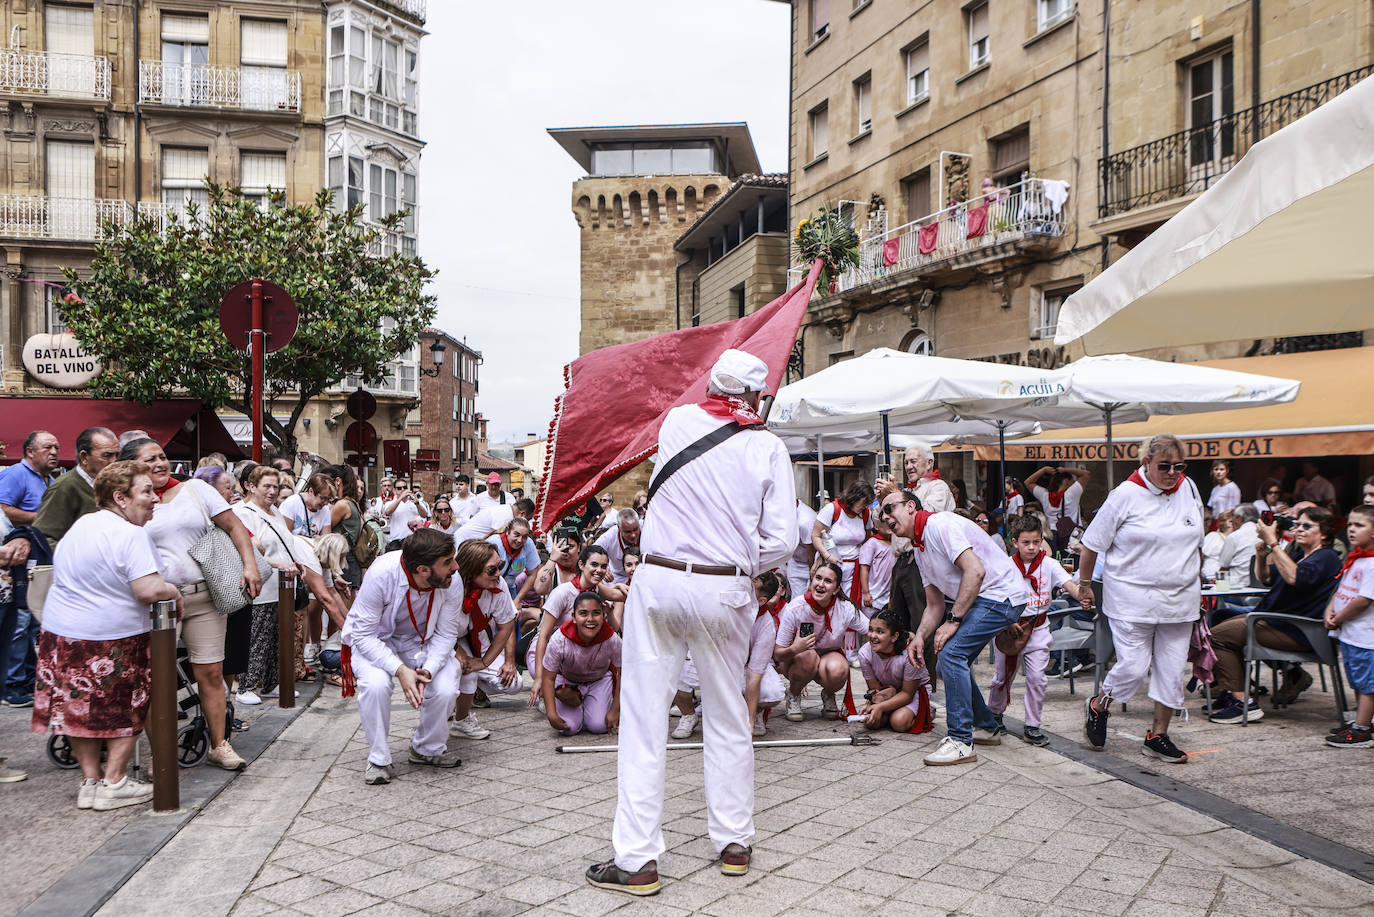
left=420, top=337, right=446, bottom=377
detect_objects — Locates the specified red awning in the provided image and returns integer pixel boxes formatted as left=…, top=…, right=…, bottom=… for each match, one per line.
left=0, top=398, right=244, bottom=464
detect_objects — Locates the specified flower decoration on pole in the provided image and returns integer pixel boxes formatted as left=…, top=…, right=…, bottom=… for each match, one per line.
left=794, top=206, right=860, bottom=294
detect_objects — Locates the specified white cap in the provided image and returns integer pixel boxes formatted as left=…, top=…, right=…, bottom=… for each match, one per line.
left=709, top=349, right=770, bottom=395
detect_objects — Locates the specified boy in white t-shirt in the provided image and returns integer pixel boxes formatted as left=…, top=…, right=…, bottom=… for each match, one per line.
left=987, top=515, right=1089, bottom=746
left=1325, top=504, right=1374, bottom=748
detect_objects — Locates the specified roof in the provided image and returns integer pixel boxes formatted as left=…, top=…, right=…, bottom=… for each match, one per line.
left=546, top=122, right=761, bottom=177
left=675, top=173, right=789, bottom=249
left=476, top=451, right=520, bottom=472
left=420, top=328, right=482, bottom=358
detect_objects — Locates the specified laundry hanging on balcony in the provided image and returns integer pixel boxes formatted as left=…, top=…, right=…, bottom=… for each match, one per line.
left=882, top=237, right=901, bottom=267
left=1042, top=180, right=1070, bottom=215
left=917, top=222, right=940, bottom=254
left=965, top=203, right=989, bottom=239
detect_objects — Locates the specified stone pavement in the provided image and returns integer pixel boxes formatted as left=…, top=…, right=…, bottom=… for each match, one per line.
left=91, top=664, right=1374, bottom=917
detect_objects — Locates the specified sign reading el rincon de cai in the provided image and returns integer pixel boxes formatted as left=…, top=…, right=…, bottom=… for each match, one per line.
left=22, top=333, right=102, bottom=388
left=980, top=431, right=1374, bottom=462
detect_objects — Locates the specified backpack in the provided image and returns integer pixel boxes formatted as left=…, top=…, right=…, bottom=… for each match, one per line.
left=344, top=499, right=380, bottom=567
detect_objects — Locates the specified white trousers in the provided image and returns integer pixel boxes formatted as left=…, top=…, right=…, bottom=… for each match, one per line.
left=678, top=656, right=784, bottom=706
left=1100, top=617, right=1193, bottom=710
left=459, top=651, right=525, bottom=696
left=613, top=563, right=756, bottom=871
left=353, top=653, right=459, bottom=766
left=987, top=623, right=1053, bottom=727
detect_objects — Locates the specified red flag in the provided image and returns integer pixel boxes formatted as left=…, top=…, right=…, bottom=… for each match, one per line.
left=966, top=203, right=989, bottom=239
left=536, top=260, right=823, bottom=533
left=881, top=237, right=900, bottom=267
left=917, top=222, right=940, bottom=254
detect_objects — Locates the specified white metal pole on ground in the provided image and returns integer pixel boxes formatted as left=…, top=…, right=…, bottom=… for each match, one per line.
left=555, top=735, right=880, bottom=754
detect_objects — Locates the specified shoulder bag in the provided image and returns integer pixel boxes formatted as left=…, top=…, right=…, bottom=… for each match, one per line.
left=185, top=484, right=271, bottom=615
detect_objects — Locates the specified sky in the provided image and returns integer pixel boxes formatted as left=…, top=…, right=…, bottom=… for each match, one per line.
left=418, top=0, right=792, bottom=446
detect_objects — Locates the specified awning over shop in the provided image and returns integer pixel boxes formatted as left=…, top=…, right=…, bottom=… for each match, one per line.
left=0, top=398, right=244, bottom=463
left=972, top=347, right=1374, bottom=462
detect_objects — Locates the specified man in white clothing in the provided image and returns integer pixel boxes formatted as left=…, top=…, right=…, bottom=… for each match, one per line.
left=454, top=498, right=535, bottom=543
left=449, top=474, right=478, bottom=521
left=594, top=509, right=641, bottom=583
left=470, top=472, right=514, bottom=511
left=380, top=480, right=428, bottom=550
left=905, top=444, right=955, bottom=513
left=341, top=528, right=467, bottom=784
left=587, top=349, right=797, bottom=896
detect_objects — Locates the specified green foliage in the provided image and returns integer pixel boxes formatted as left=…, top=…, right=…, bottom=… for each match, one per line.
left=794, top=206, right=861, bottom=292
left=60, top=183, right=436, bottom=455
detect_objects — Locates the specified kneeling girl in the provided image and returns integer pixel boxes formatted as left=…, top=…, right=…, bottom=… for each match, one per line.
left=541, top=592, right=621, bottom=735
left=857, top=610, right=933, bottom=734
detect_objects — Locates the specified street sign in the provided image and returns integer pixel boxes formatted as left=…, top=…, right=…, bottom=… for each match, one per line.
left=383, top=439, right=411, bottom=476
left=346, top=388, right=377, bottom=421
left=344, top=420, right=377, bottom=453
left=219, top=280, right=298, bottom=353
left=414, top=448, right=439, bottom=472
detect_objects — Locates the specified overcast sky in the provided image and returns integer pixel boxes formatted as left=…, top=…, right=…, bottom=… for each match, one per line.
left=419, top=0, right=791, bottom=445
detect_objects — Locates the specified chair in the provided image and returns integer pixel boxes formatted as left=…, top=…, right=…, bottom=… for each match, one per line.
left=1238, top=612, right=1348, bottom=725
left=1046, top=607, right=1091, bottom=695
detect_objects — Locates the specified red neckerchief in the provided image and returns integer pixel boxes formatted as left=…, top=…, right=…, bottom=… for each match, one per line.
left=462, top=586, right=501, bottom=656
left=923, top=469, right=942, bottom=481
left=571, top=574, right=584, bottom=592
left=1128, top=467, right=1186, bottom=495
left=1047, top=490, right=1064, bottom=508
left=804, top=591, right=836, bottom=633
left=560, top=617, right=615, bottom=644
left=911, top=510, right=934, bottom=552
left=1336, top=547, right=1374, bottom=580
left=154, top=479, right=178, bottom=499
left=832, top=499, right=870, bottom=527
left=1014, top=550, right=1045, bottom=593
left=699, top=393, right=765, bottom=426
left=871, top=531, right=891, bottom=543
left=1006, top=488, right=1019, bottom=499
left=403, top=567, right=437, bottom=646
left=758, top=597, right=785, bottom=627
left=499, top=533, right=514, bottom=570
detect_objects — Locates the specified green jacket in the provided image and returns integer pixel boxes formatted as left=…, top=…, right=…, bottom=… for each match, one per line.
left=35, top=468, right=97, bottom=546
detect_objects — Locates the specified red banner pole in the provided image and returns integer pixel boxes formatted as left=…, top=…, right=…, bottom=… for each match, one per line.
left=250, top=277, right=265, bottom=463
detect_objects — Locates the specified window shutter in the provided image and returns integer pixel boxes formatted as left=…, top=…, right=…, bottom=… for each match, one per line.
left=241, top=152, right=287, bottom=190
left=905, top=172, right=931, bottom=221
left=45, top=4, right=94, bottom=56
left=241, top=20, right=288, bottom=68
left=45, top=140, right=95, bottom=198
left=994, top=129, right=1030, bottom=175
left=907, top=43, right=929, bottom=78
left=163, top=147, right=209, bottom=183
left=161, top=13, right=209, bottom=43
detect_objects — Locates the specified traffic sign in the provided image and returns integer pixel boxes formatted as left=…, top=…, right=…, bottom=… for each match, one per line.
left=219, top=280, right=298, bottom=353
left=344, top=420, right=377, bottom=453
left=346, top=388, right=377, bottom=421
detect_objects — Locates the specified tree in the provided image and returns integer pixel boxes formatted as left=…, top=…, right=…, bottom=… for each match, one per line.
left=61, top=183, right=437, bottom=456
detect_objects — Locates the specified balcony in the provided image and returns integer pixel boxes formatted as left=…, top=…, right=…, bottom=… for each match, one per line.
left=331, top=361, right=420, bottom=399
left=0, top=48, right=111, bottom=101
left=0, top=195, right=139, bottom=241
left=138, top=61, right=301, bottom=113
left=378, top=0, right=427, bottom=23
left=1099, top=66, right=1373, bottom=221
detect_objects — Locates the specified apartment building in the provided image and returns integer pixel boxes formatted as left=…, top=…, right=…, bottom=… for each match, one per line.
left=403, top=328, right=481, bottom=495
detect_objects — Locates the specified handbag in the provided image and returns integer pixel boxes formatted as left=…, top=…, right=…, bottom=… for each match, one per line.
left=185, top=485, right=271, bottom=615
left=26, top=565, right=54, bottom=622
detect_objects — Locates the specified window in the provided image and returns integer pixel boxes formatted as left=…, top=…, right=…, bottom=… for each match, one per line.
left=452, top=393, right=459, bottom=421
left=809, top=0, right=830, bottom=42
left=904, top=41, right=930, bottom=105
left=1034, top=285, right=1078, bottom=339
left=45, top=4, right=95, bottom=95
left=853, top=74, right=872, bottom=135
left=46, top=284, right=71, bottom=335
left=1038, top=0, right=1074, bottom=29
left=401, top=172, right=417, bottom=255
left=1187, top=51, right=1235, bottom=170
left=992, top=126, right=1030, bottom=186
left=452, top=437, right=459, bottom=462
left=966, top=2, right=990, bottom=69
left=404, top=49, right=418, bottom=134
left=587, top=142, right=721, bottom=176
left=161, top=13, right=209, bottom=105
left=161, top=147, right=209, bottom=210
left=808, top=103, right=828, bottom=160
left=369, top=164, right=399, bottom=222
left=452, top=347, right=459, bottom=378
left=348, top=26, right=367, bottom=89
left=328, top=26, right=344, bottom=113
left=241, top=20, right=287, bottom=67
left=347, top=156, right=363, bottom=208
left=902, top=169, right=931, bottom=222
left=828, top=350, right=854, bottom=366
left=734, top=284, right=747, bottom=319
left=240, top=152, right=286, bottom=205
left=903, top=330, right=933, bottom=355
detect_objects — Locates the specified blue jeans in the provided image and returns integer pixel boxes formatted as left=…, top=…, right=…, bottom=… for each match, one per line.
left=937, top=596, right=1024, bottom=744
left=6, top=606, right=37, bottom=694
left=0, top=602, right=16, bottom=699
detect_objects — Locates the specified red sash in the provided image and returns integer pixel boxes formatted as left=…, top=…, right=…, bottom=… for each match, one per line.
left=1128, top=467, right=1185, bottom=495
left=340, top=644, right=356, bottom=697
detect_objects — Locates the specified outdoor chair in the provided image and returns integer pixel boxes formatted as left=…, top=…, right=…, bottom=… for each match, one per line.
left=1237, top=611, right=1348, bottom=726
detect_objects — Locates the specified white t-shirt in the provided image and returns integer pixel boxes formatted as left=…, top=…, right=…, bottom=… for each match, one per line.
left=775, top=595, right=867, bottom=654
left=43, top=509, right=161, bottom=641
left=467, top=579, right=519, bottom=656
left=279, top=493, right=330, bottom=537
left=233, top=502, right=297, bottom=605
left=144, top=479, right=231, bottom=586
left=1033, top=480, right=1083, bottom=528
left=1005, top=492, right=1025, bottom=516
left=470, top=489, right=514, bottom=512
left=1207, top=480, right=1241, bottom=516
left=815, top=501, right=868, bottom=562
left=386, top=497, right=425, bottom=543
left=455, top=505, right=514, bottom=543
left=912, top=512, right=1031, bottom=606
left=449, top=493, right=478, bottom=521
left=1332, top=557, right=1374, bottom=650
left=1011, top=552, right=1070, bottom=618
left=858, top=536, right=894, bottom=610
left=1202, top=530, right=1226, bottom=580
left=787, top=501, right=818, bottom=583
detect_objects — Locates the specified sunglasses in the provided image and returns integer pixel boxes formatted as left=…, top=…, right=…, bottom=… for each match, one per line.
left=1266, top=489, right=1281, bottom=495
left=436, top=507, right=452, bottom=513
left=878, top=499, right=907, bottom=517
left=1154, top=462, right=1188, bottom=474
left=1291, top=521, right=1318, bottom=531
left=483, top=563, right=502, bottom=575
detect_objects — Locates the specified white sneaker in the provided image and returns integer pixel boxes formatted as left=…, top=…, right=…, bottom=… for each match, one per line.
left=0, top=758, right=27, bottom=783
left=672, top=712, right=700, bottom=739
left=77, top=777, right=99, bottom=809
left=972, top=726, right=1003, bottom=746
left=753, top=712, right=767, bottom=737
left=821, top=691, right=840, bottom=718
left=303, top=643, right=320, bottom=666
left=93, top=775, right=154, bottom=810
left=364, top=762, right=393, bottom=785
left=448, top=713, right=491, bottom=740
left=235, top=690, right=262, bottom=706
left=923, top=736, right=978, bottom=767
left=784, top=692, right=803, bottom=722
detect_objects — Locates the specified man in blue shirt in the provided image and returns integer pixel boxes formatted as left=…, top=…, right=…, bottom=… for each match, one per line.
left=0, top=430, right=59, bottom=707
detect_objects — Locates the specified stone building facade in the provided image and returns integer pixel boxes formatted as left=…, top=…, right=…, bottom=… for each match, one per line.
left=404, top=328, right=481, bottom=496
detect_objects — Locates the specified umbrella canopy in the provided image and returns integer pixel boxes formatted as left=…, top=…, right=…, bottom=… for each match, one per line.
left=1054, top=74, right=1374, bottom=353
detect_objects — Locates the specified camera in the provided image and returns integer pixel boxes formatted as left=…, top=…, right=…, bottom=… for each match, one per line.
left=1261, top=511, right=1295, bottom=533
left=552, top=524, right=580, bottom=545
left=799, top=622, right=815, bottom=638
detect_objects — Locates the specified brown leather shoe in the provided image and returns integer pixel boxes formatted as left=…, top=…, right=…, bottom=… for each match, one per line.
left=720, top=843, right=751, bottom=876
left=585, top=859, right=660, bottom=896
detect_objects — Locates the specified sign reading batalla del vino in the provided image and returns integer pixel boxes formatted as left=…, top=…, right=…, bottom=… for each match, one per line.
left=22, top=333, right=102, bottom=388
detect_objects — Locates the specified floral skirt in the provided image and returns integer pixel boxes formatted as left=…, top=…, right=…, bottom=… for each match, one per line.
left=31, top=630, right=151, bottom=738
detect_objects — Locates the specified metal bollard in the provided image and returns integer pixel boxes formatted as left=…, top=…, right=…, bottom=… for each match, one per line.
left=148, top=599, right=179, bottom=812
left=277, top=572, right=296, bottom=709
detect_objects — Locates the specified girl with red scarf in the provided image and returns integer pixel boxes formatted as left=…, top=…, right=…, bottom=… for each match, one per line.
left=542, top=593, right=622, bottom=735
left=449, top=541, right=520, bottom=742
left=857, top=610, right=932, bottom=734
left=810, top=482, right=874, bottom=605
left=528, top=545, right=613, bottom=707
left=774, top=563, right=866, bottom=721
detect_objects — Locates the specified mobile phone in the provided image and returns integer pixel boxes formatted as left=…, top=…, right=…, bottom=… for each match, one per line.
left=1261, top=510, right=1274, bottom=526
left=799, top=622, right=815, bottom=638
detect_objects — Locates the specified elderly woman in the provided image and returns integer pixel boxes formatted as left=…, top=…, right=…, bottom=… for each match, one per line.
left=232, top=466, right=302, bottom=705
left=811, top=480, right=875, bottom=604
left=32, top=461, right=180, bottom=810
left=1078, top=434, right=1204, bottom=764
left=127, top=438, right=260, bottom=772
left=1205, top=505, right=1342, bottom=723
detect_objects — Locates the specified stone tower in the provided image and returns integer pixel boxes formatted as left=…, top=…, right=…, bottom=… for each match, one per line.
left=548, top=124, right=761, bottom=354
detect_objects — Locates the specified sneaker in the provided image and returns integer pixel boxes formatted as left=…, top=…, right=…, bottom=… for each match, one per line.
left=1058, top=661, right=1089, bottom=679
left=231, top=718, right=249, bottom=733
left=261, top=687, right=299, bottom=699
left=821, top=691, right=840, bottom=718
left=234, top=690, right=262, bottom=706
left=585, top=859, right=660, bottom=896
left=991, top=712, right=1004, bottom=729
left=0, top=758, right=28, bottom=783
left=1022, top=726, right=1050, bottom=747
left=303, top=643, right=320, bottom=666
left=206, top=740, right=247, bottom=771
left=720, top=843, right=751, bottom=876
left=408, top=746, right=461, bottom=768
left=448, top=713, right=491, bottom=740
left=1325, top=724, right=1374, bottom=748
left=1209, top=696, right=1265, bottom=725
left=753, top=711, right=767, bottom=737
left=364, top=762, right=394, bottom=785
left=972, top=726, right=1003, bottom=746
left=473, top=688, right=491, bottom=708
left=672, top=712, right=700, bottom=740
left=77, top=777, right=99, bottom=809
left=923, top=736, right=978, bottom=767
left=1329, top=720, right=1358, bottom=735
left=1276, top=666, right=1314, bottom=706
left=92, top=775, right=154, bottom=811
left=784, top=692, right=803, bottom=722
left=1141, top=731, right=1188, bottom=763
left=1084, top=696, right=1110, bottom=750
left=1044, top=658, right=1062, bottom=677
left=2, top=693, right=33, bottom=708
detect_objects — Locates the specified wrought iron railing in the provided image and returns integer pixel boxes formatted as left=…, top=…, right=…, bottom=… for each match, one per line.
left=0, top=48, right=111, bottom=100
left=1099, top=66, right=1374, bottom=218
left=139, top=60, right=301, bottom=112
left=0, top=195, right=137, bottom=241
left=378, top=0, right=427, bottom=21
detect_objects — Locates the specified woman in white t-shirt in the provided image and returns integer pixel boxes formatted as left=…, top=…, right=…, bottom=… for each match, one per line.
left=1026, top=465, right=1089, bottom=549
left=231, top=466, right=303, bottom=705
left=126, top=438, right=260, bottom=772
left=31, top=461, right=179, bottom=811
left=811, top=481, right=874, bottom=603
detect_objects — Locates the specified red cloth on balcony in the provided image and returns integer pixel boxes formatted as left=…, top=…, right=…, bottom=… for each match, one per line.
left=917, top=223, right=940, bottom=254
left=966, top=203, right=989, bottom=239
left=882, top=237, right=901, bottom=267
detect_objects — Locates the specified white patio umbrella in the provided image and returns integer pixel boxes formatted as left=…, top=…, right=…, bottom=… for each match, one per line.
left=1054, top=73, right=1374, bottom=353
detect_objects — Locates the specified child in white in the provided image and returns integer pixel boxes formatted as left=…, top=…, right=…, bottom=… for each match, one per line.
left=1324, top=505, right=1374, bottom=748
